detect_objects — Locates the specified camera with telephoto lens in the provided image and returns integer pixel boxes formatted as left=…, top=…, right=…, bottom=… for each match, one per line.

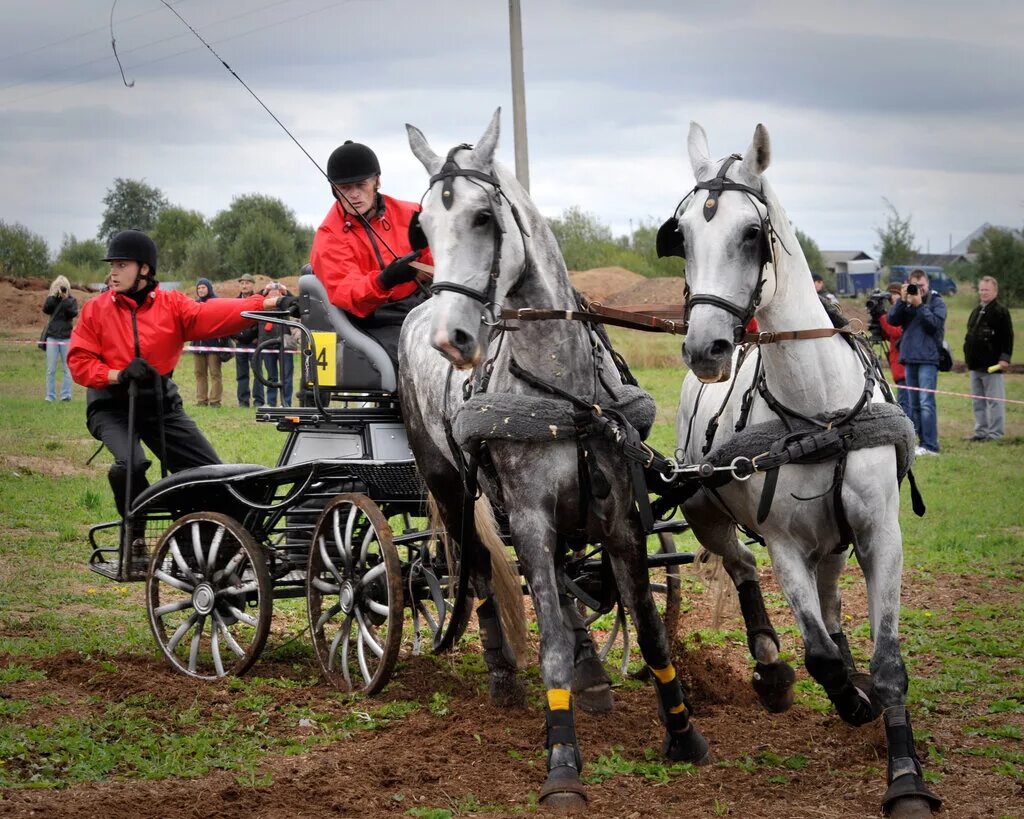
left=865, top=289, right=890, bottom=342
left=906, top=283, right=919, bottom=296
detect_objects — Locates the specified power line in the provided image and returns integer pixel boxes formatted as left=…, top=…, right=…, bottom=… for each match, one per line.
left=0, top=0, right=303, bottom=98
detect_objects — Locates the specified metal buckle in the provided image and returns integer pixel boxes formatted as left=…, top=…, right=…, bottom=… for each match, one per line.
left=757, top=331, right=775, bottom=344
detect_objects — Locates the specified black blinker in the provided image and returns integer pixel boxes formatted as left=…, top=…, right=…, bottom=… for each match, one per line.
left=408, top=210, right=429, bottom=251
left=656, top=217, right=685, bottom=259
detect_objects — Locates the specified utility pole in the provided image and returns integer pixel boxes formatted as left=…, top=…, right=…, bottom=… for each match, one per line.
left=508, top=0, right=530, bottom=191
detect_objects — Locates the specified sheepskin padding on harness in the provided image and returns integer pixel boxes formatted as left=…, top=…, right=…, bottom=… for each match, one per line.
left=705, top=402, right=917, bottom=479
left=452, top=385, right=656, bottom=448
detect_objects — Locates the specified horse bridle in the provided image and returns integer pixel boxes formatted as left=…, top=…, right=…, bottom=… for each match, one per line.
left=657, top=154, right=779, bottom=342
left=422, top=144, right=531, bottom=318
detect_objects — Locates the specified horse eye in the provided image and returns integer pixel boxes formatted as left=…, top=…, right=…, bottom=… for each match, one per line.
left=473, top=210, right=493, bottom=228
left=742, top=225, right=761, bottom=243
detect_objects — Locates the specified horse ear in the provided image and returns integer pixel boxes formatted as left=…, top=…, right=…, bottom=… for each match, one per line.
left=742, top=123, right=771, bottom=176
left=471, top=107, right=501, bottom=167
left=687, top=122, right=711, bottom=176
left=406, top=123, right=443, bottom=175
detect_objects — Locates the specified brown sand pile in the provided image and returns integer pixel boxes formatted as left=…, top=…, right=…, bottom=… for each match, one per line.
left=606, top=276, right=685, bottom=308
left=568, top=267, right=644, bottom=302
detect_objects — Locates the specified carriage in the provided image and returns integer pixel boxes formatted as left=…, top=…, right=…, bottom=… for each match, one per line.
left=86, top=270, right=693, bottom=691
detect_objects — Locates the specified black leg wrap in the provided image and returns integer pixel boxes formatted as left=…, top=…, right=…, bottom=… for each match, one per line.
left=829, top=631, right=857, bottom=673
left=881, top=708, right=942, bottom=815
left=477, top=596, right=517, bottom=670
left=737, top=580, right=779, bottom=658
left=654, top=675, right=709, bottom=764
left=545, top=706, right=583, bottom=773
left=806, top=652, right=880, bottom=727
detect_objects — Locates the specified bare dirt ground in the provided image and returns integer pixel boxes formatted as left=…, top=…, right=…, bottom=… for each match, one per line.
left=2, top=568, right=1021, bottom=819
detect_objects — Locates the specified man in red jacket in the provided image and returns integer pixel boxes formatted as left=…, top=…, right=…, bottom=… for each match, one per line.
left=310, top=141, right=432, bottom=368
left=69, top=230, right=292, bottom=517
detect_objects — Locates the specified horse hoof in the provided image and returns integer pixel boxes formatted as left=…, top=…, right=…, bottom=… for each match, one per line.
left=490, top=671, right=527, bottom=709
left=576, top=683, right=614, bottom=714
left=662, top=724, right=711, bottom=765
left=539, top=766, right=588, bottom=814
left=752, top=661, right=796, bottom=713
left=833, top=674, right=882, bottom=727
left=885, top=796, right=936, bottom=819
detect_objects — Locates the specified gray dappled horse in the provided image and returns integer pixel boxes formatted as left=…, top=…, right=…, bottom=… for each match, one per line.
left=398, top=110, right=709, bottom=810
left=665, top=122, right=941, bottom=817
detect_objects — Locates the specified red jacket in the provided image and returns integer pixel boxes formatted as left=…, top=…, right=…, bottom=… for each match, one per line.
left=878, top=314, right=906, bottom=382
left=310, top=194, right=433, bottom=317
left=69, top=287, right=265, bottom=389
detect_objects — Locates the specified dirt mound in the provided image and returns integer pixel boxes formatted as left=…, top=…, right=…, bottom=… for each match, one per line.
left=0, top=279, right=95, bottom=334
left=569, top=267, right=644, bottom=302
left=606, top=276, right=685, bottom=308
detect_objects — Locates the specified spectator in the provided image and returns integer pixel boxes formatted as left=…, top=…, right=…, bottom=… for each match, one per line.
left=68, top=230, right=289, bottom=519
left=232, top=273, right=265, bottom=407
left=42, top=275, right=78, bottom=402
left=812, top=273, right=839, bottom=305
left=878, top=286, right=911, bottom=418
left=963, top=276, right=1013, bottom=441
left=258, top=282, right=299, bottom=407
left=192, top=278, right=227, bottom=407
left=887, top=269, right=947, bottom=455
left=310, top=140, right=433, bottom=369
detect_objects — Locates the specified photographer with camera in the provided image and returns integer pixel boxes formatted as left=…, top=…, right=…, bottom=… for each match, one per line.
left=867, top=285, right=912, bottom=418
left=887, top=269, right=947, bottom=455
left=41, top=275, right=79, bottom=402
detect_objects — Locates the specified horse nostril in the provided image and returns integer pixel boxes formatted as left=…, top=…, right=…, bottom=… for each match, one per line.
left=709, top=339, right=733, bottom=357
left=453, top=328, right=472, bottom=348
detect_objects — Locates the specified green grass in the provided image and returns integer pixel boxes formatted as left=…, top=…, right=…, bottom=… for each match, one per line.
left=1, top=324, right=1023, bottom=798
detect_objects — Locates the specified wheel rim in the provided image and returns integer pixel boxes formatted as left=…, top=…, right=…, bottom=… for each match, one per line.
left=307, top=494, right=403, bottom=694
left=147, top=512, right=271, bottom=680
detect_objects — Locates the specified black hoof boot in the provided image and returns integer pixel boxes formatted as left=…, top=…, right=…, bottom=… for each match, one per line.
left=663, top=724, right=711, bottom=764
left=573, top=655, right=613, bottom=714
left=831, top=678, right=882, bottom=727
left=542, top=705, right=587, bottom=813
left=539, top=765, right=588, bottom=813
left=881, top=707, right=942, bottom=817
left=752, top=660, right=796, bottom=713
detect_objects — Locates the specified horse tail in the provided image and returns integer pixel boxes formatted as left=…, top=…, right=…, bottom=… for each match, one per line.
left=426, top=493, right=458, bottom=600
left=694, top=547, right=739, bottom=628
left=474, top=495, right=529, bottom=667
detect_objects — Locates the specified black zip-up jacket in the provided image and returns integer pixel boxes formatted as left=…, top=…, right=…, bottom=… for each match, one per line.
left=963, top=298, right=1014, bottom=371
left=42, top=294, right=79, bottom=339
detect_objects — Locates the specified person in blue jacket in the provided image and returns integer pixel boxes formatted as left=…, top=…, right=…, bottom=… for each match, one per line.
left=887, top=269, right=947, bottom=455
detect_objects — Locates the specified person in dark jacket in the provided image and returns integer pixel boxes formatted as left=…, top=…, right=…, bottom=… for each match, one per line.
left=232, top=273, right=265, bottom=407
left=257, top=281, right=298, bottom=407
left=878, top=287, right=911, bottom=419
left=42, top=275, right=78, bottom=402
left=192, top=277, right=228, bottom=407
left=963, top=276, right=1013, bottom=441
left=887, top=269, right=947, bottom=455
left=68, top=230, right=292, bottom=519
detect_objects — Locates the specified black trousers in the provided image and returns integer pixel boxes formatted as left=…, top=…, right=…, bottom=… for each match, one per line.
left=87, top=399, right=221, bottom=517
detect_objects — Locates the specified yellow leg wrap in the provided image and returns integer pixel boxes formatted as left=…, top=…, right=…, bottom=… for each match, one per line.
left=651, top=665, right=676, bottom=684
left=669, top=702, right=687, bottom=715
left=547, top=688, right=571, bottom=711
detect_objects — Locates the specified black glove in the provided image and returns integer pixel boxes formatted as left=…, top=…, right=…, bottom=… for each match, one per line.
left=377, top=251, right=421, bottom=290
left=118, top=357, right=157, bottom=384
left=276, top=295, right=300, bottom=317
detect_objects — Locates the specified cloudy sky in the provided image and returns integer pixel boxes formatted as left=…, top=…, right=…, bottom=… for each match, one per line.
left=2, top=0, right=1022, bottom=260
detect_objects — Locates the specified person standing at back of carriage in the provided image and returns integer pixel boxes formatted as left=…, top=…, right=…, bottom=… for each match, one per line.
left=310, top=141, right=433, bottom=370
left=887, top=268, right=947, bottom=455
left=68, top=230, right=293, bottom=518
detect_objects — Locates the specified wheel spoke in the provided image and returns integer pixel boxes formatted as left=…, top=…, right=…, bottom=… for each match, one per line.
left=188, top=614, right=206, bottom=673
left=214, top=548, right=246, bottom=584
left=315, top=601, right=343, bottom=632
left=211, top=618, right=225, bottom=677
left=357, top=526, right=374, bottom=570
left=155, top=568, right=195, bottom=593
left=356, top=561, right=386, bottom=589
left=311, top=575, right=340, bottom=594
left=206, top=524, right=226, bottom=578
left=343, top=505, right=359, bottom=571
left=213, top=611, right=246, bottom=657
left=355, top=608, right=384, bottom=658
left=337, top=613, right=354, bottom=688
left=190, top=521, right=206, bottom=574
left=154, top=598, right=195, bottom=618
left=318, top=534, right=345, bottom=588
left=365, top=598, right=390, bottom=618
left=167, top=612, right=200, bottom=653
left=168, top=536, right=199, bottom=584
left=216, top=581, right=259, bottom=598
left=223, top=603, right=258, bottom=628
left=335, top=507, right=353, bottom=572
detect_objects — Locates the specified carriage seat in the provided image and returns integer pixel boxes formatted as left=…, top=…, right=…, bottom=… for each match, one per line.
left=129, top=463, right=266, bottom=514
left=298, top=267, right=397, bottom=393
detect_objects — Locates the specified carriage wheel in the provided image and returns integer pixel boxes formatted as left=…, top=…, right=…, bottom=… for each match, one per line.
left=582, top=531, right=683, bottom=675
left=407, top=525, right=473, bottom=654
left=307, top=494, right=403, bottom=694
left=146, top=512, right=272, bottom=680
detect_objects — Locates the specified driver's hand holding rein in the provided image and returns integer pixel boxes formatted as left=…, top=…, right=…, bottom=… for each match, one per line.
left=68, top=230, right=280, bottom=519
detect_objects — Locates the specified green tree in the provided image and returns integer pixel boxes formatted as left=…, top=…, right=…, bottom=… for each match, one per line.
left=229, top=217, right=295, bottom=279
left=875, top=199, right=917, bottom=268
left=211, top=194, right=308, bottom=273
left=794, top=227, right=825, bottom=276
left=97, top=178, right=168, bottom=241
left=181, top=229, right=223, bottom=281
left=151, top=207, right=207, bottom=275
left=548, top=206, right=613, bottom=271
left=0, top=220, right=50, bottom=278
left=973, top=227, right=1024, bottom=307
left=53, top=234, right=106, bottom=281
left=628, top=220, right=684, bottom=277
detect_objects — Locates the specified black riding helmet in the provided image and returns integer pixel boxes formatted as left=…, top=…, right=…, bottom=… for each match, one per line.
left=327, top=141, right=380, bottom=184
left=103, top=229, right=158, bottom=276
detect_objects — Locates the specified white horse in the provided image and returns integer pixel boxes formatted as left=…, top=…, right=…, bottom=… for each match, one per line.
left=667, top=123, right=941, bottom=817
